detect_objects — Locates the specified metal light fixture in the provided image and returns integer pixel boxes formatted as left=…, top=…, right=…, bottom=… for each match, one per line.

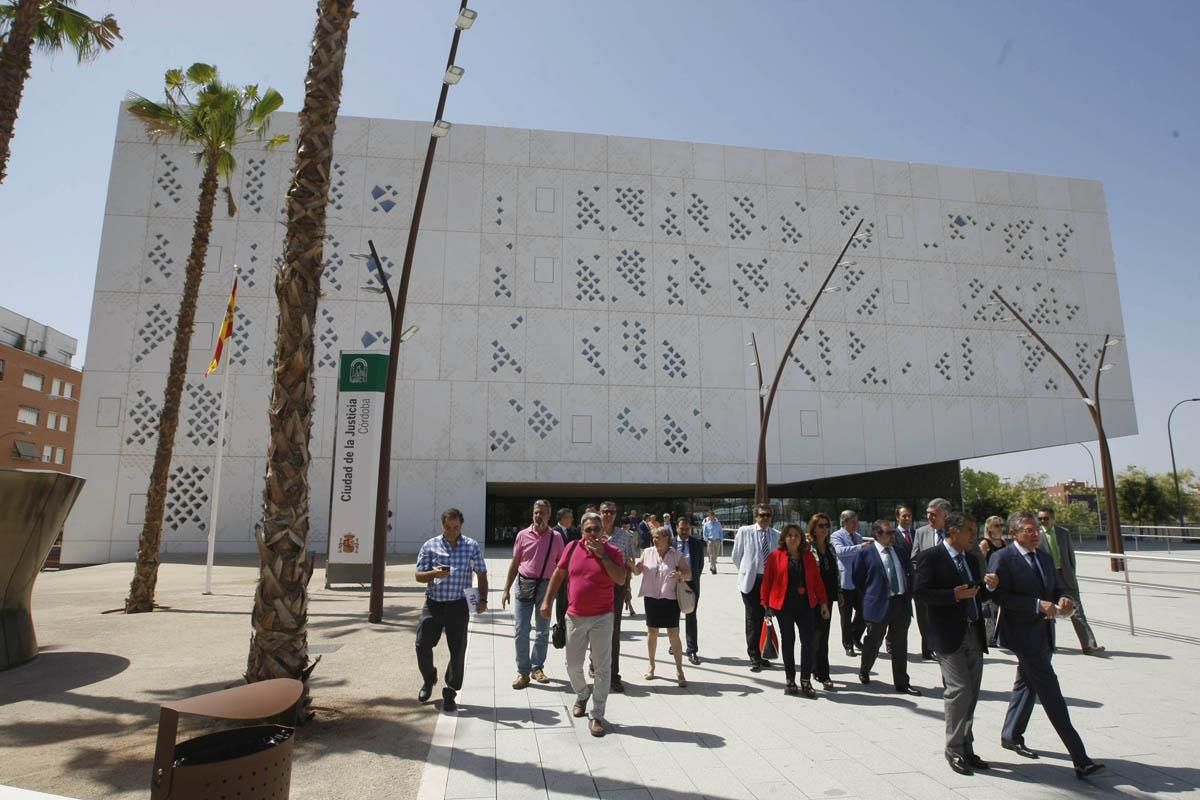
left=361, top=285, right=385, bottom=293
left=431, top=120, right=451, bottom=138
left=444, top=65, right=464, bottom=85
left=456, top=7, right=477, bottom=30
left=1098, top=363, right=1115, bottom=371
left=822, top=285, right=842, bottom=293
left=399, top=325, right=420, bottom=343
left=1106, top=337, right=1122, bottom=347
left=837, top=260, right=856, bottom=268
left=1081, top=398, right=1097, bottom=407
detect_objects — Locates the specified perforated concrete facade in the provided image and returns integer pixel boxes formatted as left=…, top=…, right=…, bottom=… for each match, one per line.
left=63, top=110, right=1135, bottom=563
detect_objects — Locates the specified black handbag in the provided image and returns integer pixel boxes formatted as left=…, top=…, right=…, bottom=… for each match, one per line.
left=515, top=533, right=557, bottom=603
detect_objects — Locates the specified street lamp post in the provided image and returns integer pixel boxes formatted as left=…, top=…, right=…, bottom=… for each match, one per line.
left=747, top=333, right=765, bottom=501
left=1078, top=442, right=1101, bottom=534
left=1168, top=398, right=1200, bottom=528
left=368, top=2, right=475, bottom=624
left=990, top=290, right=1125, bottom=570
left=754, top=219, right=862, bottom=505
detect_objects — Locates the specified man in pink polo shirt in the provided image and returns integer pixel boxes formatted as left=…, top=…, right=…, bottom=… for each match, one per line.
left=501, top=499, right=564, bottom=689
left=540, top=510, right=627, bottom=737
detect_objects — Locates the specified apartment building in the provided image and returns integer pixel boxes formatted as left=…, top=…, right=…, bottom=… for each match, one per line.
left=0, top=306, right=80, bottom=472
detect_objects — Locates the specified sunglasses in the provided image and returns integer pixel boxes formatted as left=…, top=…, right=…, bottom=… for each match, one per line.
left=756, top=512, right=773, bottom=518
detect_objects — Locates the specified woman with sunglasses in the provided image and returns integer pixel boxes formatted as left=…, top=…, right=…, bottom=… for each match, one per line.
left=632, top=526, right=692, bottom=686
left=807, top=513, right=840, bottom=691
left=761, top=522, right=830, bottom=697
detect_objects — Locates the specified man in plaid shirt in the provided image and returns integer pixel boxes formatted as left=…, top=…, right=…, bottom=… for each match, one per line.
left=415, top=507, right=489, bottom=712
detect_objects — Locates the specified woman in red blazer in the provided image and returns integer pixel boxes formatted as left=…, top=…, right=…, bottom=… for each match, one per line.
left=761, top=523, right=831, bottom=697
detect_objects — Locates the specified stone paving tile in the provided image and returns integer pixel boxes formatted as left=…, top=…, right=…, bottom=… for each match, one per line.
left=417, top=546, right=1200, bottom=800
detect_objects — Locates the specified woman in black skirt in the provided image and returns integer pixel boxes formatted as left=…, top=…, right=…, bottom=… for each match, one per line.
left=807, top=513, right=840, bottom=691
left=632, top=526, right=692, bottom=686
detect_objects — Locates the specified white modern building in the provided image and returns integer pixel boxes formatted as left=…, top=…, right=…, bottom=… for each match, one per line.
left=63, top=110, right=1135, bottom=563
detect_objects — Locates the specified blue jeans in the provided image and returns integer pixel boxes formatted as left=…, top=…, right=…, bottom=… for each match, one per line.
left=513, top=580, right=551, bottom=675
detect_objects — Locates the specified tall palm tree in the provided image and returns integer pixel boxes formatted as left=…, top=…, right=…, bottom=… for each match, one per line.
left=0, top=0, right=121, bottom=184
left=124, top=64, right=286, bottom=614
left=246, top=0, right=356, bottom=685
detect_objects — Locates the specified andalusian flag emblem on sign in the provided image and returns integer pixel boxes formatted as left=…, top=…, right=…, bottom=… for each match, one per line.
left=205, top=275, right=238, bottom=376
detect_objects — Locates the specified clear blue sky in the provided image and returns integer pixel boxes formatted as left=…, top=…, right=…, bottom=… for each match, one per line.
left=2, top=0, right=1197, bottom=485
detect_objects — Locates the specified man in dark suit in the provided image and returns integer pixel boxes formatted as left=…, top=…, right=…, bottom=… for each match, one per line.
left=913, top=498, right=952, bottom=660
left=989, top=512, right=1105, bottom=780
left=852, top=519, right=921, bottom=695
left=914, top=512, right=990, bottom=776
left=895, top=504, right=916, bottom=551
left=553, top=508, right=582, bottom=632
left=674, top=515, right=706, bottom=664
left=1038, top=506, right=1104, bottom=654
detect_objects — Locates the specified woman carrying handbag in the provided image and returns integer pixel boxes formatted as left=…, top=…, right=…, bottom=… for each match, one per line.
left=633, top=526, right=692, bottom=687
left=761, top=522, right=830, bottom=697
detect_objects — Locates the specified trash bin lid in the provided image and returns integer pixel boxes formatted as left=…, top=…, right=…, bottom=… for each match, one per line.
left=163, top=678, right=303, bottom=721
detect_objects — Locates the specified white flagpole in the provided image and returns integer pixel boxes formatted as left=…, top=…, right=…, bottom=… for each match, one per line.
left=203, top=266, right=238, bottom=595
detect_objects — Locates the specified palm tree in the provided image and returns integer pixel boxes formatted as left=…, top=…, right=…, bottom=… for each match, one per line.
left=0, top=0, right=121, bottom=184
left=124, top=64, right=286, bottom=613
left=246, top=0, right=356, bottom=685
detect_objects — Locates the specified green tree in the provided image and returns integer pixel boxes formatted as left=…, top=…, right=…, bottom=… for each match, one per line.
left=124, top=64, right=286, bottom=614
left=246, top=0, right=355, bottom=685
left=961, top=468, right=1018, bottom=521
left=1154, top=468, right=1198, bottom=524
left=1116, top=466, right=1171, bottom=525
left=0, top=0, right=121, bottom=183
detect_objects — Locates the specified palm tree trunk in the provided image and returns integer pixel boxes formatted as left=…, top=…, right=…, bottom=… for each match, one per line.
left=0, top=0, right=40, bottom=185
left=247, top=0, right=356, bottom=684
left=126, top=157, right=221, bottom=613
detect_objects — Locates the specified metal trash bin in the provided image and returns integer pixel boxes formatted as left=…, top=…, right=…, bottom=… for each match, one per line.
left=150, top=678, right=303, bottom=800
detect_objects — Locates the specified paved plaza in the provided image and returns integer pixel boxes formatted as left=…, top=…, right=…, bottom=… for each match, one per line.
left=2, top=544, right=1198, bottom=800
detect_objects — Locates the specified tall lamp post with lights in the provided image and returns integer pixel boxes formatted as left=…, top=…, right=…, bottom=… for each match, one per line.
left=1168, top=397, right=1200, bottom=528
left=989, top=289, right=1125, bottom=570
left=753, top=220, right=862, bottom=505
left=366, top=3, right=477, bottom=624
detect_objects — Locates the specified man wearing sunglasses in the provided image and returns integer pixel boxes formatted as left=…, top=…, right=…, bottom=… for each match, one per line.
left=732, top=504, right=780, bottom=672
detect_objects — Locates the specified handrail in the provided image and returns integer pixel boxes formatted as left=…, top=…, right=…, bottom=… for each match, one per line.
left=1069, top=549, right=1199, bottom=637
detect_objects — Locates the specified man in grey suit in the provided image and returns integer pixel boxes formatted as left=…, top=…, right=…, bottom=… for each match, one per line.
left=912, top=497, right=952, bottom=660
left=1037, top=507, right=1104, bottom=654
left=914, top=512, right=991, bottom=775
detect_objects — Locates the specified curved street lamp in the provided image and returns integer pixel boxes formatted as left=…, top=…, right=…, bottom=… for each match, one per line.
left=990, top=290, right=1125, bottom=570
left=754, top=219, right=863, bottom=504
left=369, top=1, right=477, bottom=624
left=1168, top=398, right=1200, bottom=528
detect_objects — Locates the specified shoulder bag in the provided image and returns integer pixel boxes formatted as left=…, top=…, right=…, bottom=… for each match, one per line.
left=516, top=533, right=557, bottom=603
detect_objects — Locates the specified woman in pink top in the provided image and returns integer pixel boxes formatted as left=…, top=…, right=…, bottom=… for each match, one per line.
left=632, top=526, right=692, bottom=686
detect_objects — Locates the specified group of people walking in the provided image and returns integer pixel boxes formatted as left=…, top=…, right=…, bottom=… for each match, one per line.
left=412, top=496, right=1107, bottom=779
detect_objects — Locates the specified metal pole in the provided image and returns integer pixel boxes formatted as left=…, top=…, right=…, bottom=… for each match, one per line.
left=369, top=2, right=469, bottom=624
left=1079, top=442, right=1100, bottom=541
left=748, top=333, right=766, bottom=504
left=1168, top=398, right=1199, bottom=529
left=755, top=220, right=861, bottom=504
left=1122, top=554, right=1134, bottom=636
left=203, top=267, right=238, bottom=596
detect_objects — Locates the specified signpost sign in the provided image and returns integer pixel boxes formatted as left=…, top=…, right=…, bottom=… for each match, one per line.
left=326, top=350, right=388, bottom=587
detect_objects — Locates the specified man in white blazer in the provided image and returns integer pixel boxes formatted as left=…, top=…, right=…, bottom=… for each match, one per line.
left=731, top=504, right=779, bottom=672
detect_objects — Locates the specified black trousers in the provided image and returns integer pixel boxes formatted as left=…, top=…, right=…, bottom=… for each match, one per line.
left=415, top=597, right=469, bottom=698
left=813, top=610, right=834, bottom=682
left=1002, top=632, right=1090, bottom=765
left=683, top=579, right=700, bottom=654
left=609, top=583, right=625, bottom=680
left=860, top=595, right=911, bottom=689
left=778, top=604, right=816, bottom=682
left=741, top=575, right=765, bottom=660
left=839, top=588, right=865, bottom=648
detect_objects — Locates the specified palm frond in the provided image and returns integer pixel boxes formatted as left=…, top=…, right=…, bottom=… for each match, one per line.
left=124, top=93, right=190, bottom=143
left=33, top=2, right=122, bottom=64
left=265, top=133, right=290, bottom=152
left=185, top=62, right=217, bottom=85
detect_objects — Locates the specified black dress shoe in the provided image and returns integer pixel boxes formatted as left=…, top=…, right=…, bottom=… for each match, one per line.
left=1075, top=762, right=1106, bottom=779
left=859, top=671, right=871, bottom=685
left=896, top=685, right=922, bottom=696
left=442, top=694, right=457, bottom=712
left=965, top=753, right=990, bottom=770
left=1001, top=740, right=1039, bottom=759
left=845, top=646, right=856, bottom=657
left=418, top=684, right=433, bottom=703
left=750, top=661, right=763, bottom=673
left=688, top=652, right=701, bottom=665
left=921, top=650, right=935, bottom=660
left=946, top=751, right=973, bottom=776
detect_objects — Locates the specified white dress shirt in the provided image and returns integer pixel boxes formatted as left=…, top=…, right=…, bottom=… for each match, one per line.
left=873, top=539, right=906, bottom=595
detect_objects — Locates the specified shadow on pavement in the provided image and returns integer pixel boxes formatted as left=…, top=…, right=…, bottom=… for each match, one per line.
left=0, top=651, right=130, bottom=704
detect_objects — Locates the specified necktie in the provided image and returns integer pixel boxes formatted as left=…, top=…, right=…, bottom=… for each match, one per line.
left=935, top=529, right=945, bottom=545
left=1044, top=528, right=1062, bottom=570
left=954, top=554, right=979, bottom=621
left=883, top=547, right=900, bottom=594
left=1025, top=551, right=1046, bottom=591
left=758, top=530, right=769, bottom=562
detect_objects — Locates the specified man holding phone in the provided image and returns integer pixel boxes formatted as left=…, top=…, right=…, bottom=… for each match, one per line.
left=913, top=512, right=990, bottom=776
left=540, top=510, right=627, bottom=737
left=415, top=508, right=489, bottom=713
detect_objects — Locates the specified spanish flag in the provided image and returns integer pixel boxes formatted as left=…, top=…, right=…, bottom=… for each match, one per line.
left=204, top=275, right=238, bottom=377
